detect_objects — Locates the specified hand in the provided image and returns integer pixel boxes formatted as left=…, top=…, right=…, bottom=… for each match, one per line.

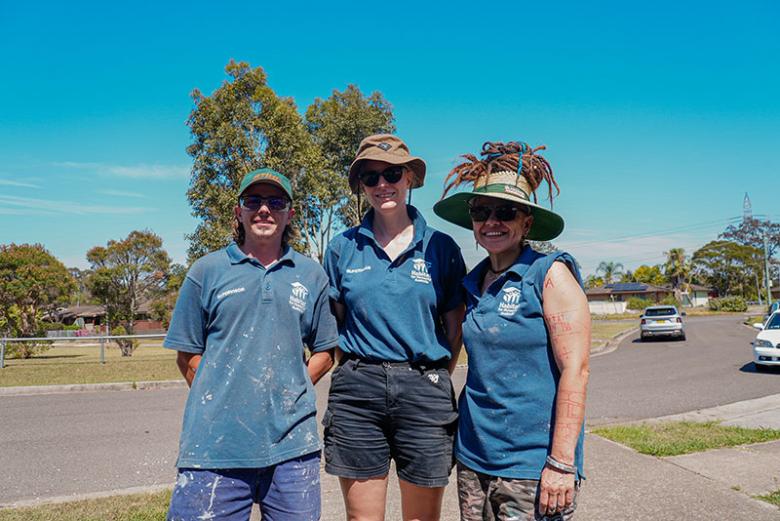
left=538, top=465, right=575, bottom=516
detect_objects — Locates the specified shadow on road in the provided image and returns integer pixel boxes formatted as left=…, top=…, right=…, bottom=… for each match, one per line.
left=739, top=362, right=780, bottom=375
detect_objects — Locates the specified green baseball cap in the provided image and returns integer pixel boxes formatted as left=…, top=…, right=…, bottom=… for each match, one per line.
left=238, top=168, right=293, bottom=200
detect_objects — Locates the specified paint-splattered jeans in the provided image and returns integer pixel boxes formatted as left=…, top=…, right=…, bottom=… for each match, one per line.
left=167, top=451, right=321, bottom=521
left=457, top=463, right=579, bottom=521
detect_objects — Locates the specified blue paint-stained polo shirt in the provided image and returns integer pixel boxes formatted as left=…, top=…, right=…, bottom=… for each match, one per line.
left=456, top=246, right=586, bottom=480
left=323, top=206, right=466, bottom=362
left=164, top=243, right=338, bottom=469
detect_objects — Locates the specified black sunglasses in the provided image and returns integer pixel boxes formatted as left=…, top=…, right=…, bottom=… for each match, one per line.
left=359, top=166, right=404, bottom=187
left=468, top=202, right=528, bottom=222
left=240, top=195, right=291, bottom=212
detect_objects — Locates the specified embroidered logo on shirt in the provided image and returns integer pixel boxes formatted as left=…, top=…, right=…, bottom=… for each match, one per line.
left=289, top=282, right=309, bottom=313
left=346, top=266, right=372, bottom=274
left=498, top=287, right=521, bottom=316
left=427, top=373, right=439, bottom=384
left=410, top=258, right=432, bottom=284
left=217, top=287, right=246, bottom=300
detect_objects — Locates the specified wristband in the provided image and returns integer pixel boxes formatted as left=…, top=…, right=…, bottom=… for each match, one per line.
left=545, top=455, right=577, bottom=474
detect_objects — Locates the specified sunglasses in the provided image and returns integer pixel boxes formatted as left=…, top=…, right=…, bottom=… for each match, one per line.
left=468, top=203, right=528, bottom=222
left=240, top=195, right=291, bottom=212
left=359, top=166, right=404, bottom=187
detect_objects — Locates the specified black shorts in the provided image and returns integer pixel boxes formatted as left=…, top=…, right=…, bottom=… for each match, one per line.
left=322, top=357, right=458, bottom=487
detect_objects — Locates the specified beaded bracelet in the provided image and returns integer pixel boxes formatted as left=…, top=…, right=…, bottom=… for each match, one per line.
left=545, top=455, right=577, bottom=474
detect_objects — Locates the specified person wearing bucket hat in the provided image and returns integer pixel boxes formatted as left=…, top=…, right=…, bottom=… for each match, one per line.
left=434, top=142, right=591, bottom=520
left=322, top=134, right=466, bottom=520
left=164, top=167, right=338, bottom=521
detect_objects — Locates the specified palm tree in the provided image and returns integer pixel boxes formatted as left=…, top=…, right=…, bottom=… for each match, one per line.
left=664, top=248, right=690, bottom=290
left=596, top=261, right=624, bottom=285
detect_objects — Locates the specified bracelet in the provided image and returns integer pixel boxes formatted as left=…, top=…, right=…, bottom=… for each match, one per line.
left=545, top=455, right=577, bottom=474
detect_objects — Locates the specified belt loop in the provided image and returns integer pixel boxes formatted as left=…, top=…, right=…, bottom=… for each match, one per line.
left=352, top=358, right=360, bottom=370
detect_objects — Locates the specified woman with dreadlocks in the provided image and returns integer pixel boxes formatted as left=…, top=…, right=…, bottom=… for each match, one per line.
left=434, top=141, right=590, bottom=520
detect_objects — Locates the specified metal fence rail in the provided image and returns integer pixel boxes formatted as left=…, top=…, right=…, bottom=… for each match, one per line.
left=0, top=334, right=166, bottom=369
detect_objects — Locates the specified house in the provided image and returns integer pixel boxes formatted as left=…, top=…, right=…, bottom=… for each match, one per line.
left=680, top=283, right=712, bottom=308
left=586, top=283, right=676, bottom=314
left=56, top=302, right=164, bottom=333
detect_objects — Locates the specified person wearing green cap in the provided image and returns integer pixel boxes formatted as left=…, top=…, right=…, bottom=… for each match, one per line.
left=434, top=142, right=591, bottom=521
left=164, top=168, right=338, bottom=521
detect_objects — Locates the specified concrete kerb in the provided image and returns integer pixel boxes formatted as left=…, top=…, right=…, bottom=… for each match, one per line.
left=0, top=484, right=173, bottom=511
left=591, top=325, right=638, bottom=358
left=0, top=379, right=186, bottom=397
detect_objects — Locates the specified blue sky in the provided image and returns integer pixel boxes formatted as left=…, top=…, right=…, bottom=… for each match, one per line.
left=1, top=1, right=778, bottom=275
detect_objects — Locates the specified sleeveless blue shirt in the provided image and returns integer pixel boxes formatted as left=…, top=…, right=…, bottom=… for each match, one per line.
left=456, top=246, right=585, bottom=480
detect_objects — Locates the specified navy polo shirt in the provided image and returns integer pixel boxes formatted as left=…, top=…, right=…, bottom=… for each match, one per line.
left=164, top=243, right=338, bottom=469
left=456, top=246, right=585, bottom=480
left=323, top=206, right=466, bottom=362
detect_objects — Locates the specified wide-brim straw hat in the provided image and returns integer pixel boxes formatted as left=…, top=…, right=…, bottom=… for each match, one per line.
left=433, top=170, right=564, bottom=241
left=348, top=134, right=426, bottom=193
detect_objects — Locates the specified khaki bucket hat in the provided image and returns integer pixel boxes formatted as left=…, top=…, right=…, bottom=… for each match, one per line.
left=348, top=134, right=426, bottom=193
left=433, top=170, right=565, bottom=241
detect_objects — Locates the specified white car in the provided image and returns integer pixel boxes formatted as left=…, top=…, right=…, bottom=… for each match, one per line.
left=752, top=311, right=780, bottom=372
left=640, top=305, right=685, bottom=341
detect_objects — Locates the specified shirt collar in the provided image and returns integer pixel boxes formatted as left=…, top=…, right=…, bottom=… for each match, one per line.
left=227, top=242, right=297, bottom=268
left=357, top=205, right=428, bottom=249
left=463, top=245, right=539, bottom=296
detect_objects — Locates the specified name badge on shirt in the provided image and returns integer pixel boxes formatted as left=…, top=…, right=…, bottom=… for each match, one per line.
left=410, top=258, right=432, bottom=284
left=289, top=282, right=309, bottom=313
left=498, top=286, right=521, bottom=316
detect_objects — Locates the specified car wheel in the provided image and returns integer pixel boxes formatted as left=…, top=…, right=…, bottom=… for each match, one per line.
left=679, top=333, right=686, bottom=341
left=755, top=363, right=769, bottom=373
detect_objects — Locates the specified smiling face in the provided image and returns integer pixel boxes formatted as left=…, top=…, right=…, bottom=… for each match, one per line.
left=470, top=196, right=534, bottom=255
left=234, top=183, right=294, bottom=246
left=360, top=160, right=412, bottom=213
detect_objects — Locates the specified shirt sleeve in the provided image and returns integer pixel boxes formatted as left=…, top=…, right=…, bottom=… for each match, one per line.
left=439, top=238, right=467, bottom=313
left=322, top=239, right=343, bottom=303
left=163, top=275, right=207, bottom=354
left=305, top=276, right=340, bottom=353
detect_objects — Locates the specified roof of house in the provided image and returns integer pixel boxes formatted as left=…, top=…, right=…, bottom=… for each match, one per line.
left=586, top=282, right=673, bottom=295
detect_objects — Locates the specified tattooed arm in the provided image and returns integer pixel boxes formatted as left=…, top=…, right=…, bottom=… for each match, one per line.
left=539, top=260, right=591, bottom=515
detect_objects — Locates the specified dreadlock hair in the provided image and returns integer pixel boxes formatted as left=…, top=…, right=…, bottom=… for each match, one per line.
left=442, top=141, right=560, bottom=206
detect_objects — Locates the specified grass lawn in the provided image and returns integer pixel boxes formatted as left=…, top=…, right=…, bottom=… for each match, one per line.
left=0, top=342, right=180, bottom=388
left=0, top=490, right=171, bottom=521
left=755, top=489, right=780, bottom=507
left=592, top=421, right=780, bottom=457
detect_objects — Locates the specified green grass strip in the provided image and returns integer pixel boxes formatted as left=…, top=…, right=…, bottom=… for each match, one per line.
left=592, top=421, right=780, bottom=457
left=0, top=490, right=171, bottom=521
left=754, top=489, right=780, bottom=507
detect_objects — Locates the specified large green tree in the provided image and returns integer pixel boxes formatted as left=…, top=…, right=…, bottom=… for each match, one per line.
left=720, top=218, right=779, bottom=258
left=596, top=261, right=624, bottom=285
left=87, top=230, right=171, bottom=355
left=664, top=248, right=691, bottom=290
left=185, top=60, right=316, bottom=261
left=0, top=244, right=76, bottom=358
left=624, top=264, right=667, bottom=286
left=302, top=85, right=395, bottom=260
left=185, top=61, right=396, bottom=262
left=691, top=240, right=762, bottom=298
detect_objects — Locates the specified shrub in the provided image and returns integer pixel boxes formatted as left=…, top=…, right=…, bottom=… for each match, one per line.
left=6, top=339, right=53, bottom=359
left=709, top=296, right=747, bottom=312
left=626, top=297, right=653, bottom=311
left=660, top=295, right=682, bottom=307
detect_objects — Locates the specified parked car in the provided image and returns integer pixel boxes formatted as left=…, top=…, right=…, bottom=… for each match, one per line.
left=767, top=301, right=780, bottom=319
left=752, top=311, right=780, bottom=372
left=640, top=305, right=685, bottom=341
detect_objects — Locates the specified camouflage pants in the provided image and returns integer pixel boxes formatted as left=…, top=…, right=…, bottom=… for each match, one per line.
left=457, top=463, right=579, bottom=521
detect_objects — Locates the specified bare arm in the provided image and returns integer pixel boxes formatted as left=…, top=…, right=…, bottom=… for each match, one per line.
left=307, top=349, right=335, bottom=385
left=442, top=304, right=466, bottom=374
left=539, top=261, right=591, bottom=515
left=176, top=351, right=202, bottom=388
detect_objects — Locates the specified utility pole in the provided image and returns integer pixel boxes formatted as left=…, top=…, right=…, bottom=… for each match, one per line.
left=765, top=235, right=773, bottom=304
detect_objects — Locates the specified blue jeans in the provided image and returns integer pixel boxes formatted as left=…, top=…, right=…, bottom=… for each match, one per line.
left=167, top=452, right=321, bottom=521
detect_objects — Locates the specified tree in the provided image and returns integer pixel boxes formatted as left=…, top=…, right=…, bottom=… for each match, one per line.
left=631, top=265, right=667, bottom=286
left=150, top=263, right=187, bottom=329
left=664, top=248, right=691, bottom=290
left=720, top=218, right=780, bottom=258
left=302, top=85, right=395, bottom=259
left=691, top=240, right=762, bottom=298
left=596, top=261, right=624, bottom=285
left=0, top=244, right=76, bottom=358
left=86, top=230, right=171, bottom=356
left=185, top=60, right=316, bottom=261
left=584, top=275, right=605, bottom=289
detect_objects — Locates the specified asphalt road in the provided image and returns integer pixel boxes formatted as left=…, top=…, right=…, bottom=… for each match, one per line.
left=1, top=315, right=778, bottom=505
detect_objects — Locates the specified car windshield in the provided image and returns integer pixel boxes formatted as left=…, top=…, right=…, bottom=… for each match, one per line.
left=645, top=308, right=676, bottom=317
left=766, top=314, right=780, bottom=330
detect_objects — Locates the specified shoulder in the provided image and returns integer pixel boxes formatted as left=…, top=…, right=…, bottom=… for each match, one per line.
left=538, top=250, right=582, bottom=287
left=186, top=248, right=231, bottom=284
left=425, top=227, right=462, bottom=254
left=327, top=226, right=360, bottom=255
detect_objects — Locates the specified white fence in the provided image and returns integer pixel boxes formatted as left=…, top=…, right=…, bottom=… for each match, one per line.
left=588, top=301, right=628, bottom=315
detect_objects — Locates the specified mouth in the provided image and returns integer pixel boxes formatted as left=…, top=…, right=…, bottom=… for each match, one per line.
left=374, top=190, right=397, bottom=201
left=480, top=229, right=508, bottom=238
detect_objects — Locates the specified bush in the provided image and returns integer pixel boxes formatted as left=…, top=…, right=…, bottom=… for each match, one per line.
left=660, top=295, right=682, bottom=307
left=626, top=297, right=653, bottom=311
left=111, top=325, right=140, bottom=356
left=6, top=339, right=53, bottom=359
left=709, top=296, right=747, bottom=312
left=40, top=322, right=80, bottom=331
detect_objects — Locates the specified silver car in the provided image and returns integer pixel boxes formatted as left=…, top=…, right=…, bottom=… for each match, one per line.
left=640, top=305, right=685, bottom=341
